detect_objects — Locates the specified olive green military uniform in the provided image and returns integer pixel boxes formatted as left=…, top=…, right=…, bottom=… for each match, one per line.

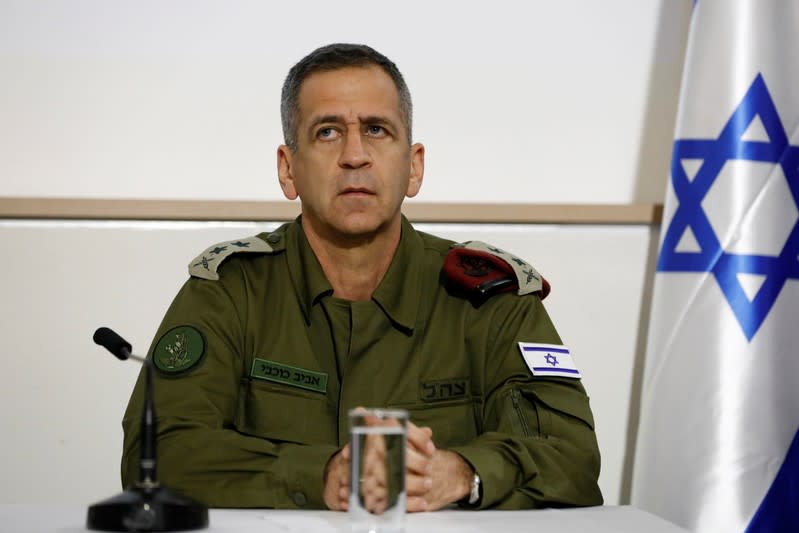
left=122, top=216, right=602, bottom=509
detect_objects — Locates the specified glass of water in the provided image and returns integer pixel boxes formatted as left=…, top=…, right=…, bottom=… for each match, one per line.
left=349, top=408, right=408, bottom=533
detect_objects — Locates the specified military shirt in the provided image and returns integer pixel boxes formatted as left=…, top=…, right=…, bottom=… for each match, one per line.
left=122, top=216, right=602, bottom=509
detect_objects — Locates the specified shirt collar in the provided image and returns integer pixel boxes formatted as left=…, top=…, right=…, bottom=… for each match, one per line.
left=371, top=215, right=422, bottom=332
left=286, top=217, right=333, bottom=323
left=286, top=215, right=423, bottom=331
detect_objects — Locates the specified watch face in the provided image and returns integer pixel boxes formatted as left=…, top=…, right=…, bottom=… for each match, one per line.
left=469, top=474, right=481, bottom=504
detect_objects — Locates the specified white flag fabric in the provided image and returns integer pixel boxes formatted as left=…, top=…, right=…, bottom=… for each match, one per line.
left=632, top=1, right=799, bottom=532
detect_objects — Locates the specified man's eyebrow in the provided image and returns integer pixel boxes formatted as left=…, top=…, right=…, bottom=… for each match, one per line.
left=308, top=114, right=345, bottom=130
left=359, top=115, right=396, bottom=127
left=307, top=114, right=399, bottom=130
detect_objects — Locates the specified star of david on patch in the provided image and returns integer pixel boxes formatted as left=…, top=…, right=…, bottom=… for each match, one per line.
left=658, top=74, right=799, bottom=341
left=544, top=354, right=559, bottom=367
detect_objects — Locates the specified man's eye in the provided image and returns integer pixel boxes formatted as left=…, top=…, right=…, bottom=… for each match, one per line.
left=317, top=127, right=338, bottom=139
left=366, top=125, right=386, bottom=136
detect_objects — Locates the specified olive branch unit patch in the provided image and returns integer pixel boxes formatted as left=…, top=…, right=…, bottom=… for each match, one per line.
left=153, top=325, right=206, bottom=375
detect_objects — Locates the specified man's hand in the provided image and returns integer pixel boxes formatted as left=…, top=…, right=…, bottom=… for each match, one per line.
left=323, top=444, right=350, bottom=511
left=404, top=423, right=473, bottom=512
left=325, top=422, right=474, bottom=512
left=405, top=422, right=435, bottom=511
left=360, top=429, right=389, bottom=514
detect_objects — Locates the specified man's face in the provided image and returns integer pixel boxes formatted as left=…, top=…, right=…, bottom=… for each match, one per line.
left=277, top=66, right=424, bottom=241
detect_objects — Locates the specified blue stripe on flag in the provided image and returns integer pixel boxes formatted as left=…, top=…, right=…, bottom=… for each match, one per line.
left=532, top=367, right=580, bottom=374
left=523, top=346, right=570, bottom=354
left=745, top=427, right=799, bottom=533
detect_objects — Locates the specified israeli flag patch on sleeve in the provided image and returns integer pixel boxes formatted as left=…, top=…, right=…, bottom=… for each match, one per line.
left=518, top=342, right=582, bottom=378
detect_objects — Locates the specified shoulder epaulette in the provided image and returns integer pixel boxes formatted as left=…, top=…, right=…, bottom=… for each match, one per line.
left=443, top=240, right=550, bottom=306
left=188, top=235, right=275, bottom=280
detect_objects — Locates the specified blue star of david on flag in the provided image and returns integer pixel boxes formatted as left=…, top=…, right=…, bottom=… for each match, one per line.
left=544, top=354, right=559, bottom=367
left=658, top=74, right=799, bottom=341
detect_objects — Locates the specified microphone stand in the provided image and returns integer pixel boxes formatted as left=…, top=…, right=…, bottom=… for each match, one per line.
left=87, top=329, right=208, bottom=532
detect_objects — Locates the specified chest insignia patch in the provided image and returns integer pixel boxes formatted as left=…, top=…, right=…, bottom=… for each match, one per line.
left=251, top=358, right=328, bottom=394
left=420, top=378, right=469, bottom=402
left=152, top=325, right=206, bottom=375
left=518, top=342, right=581, bottom=379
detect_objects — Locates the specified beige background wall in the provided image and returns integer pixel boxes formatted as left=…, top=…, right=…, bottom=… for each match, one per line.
left=0, top=0, right=692, bottom=508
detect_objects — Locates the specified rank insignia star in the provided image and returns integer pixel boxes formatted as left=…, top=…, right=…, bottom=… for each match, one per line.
left=210, top=246, right=227, bottom=255
left=658, top=73, right=799, bottom=341
left=523, top=268, right=539, bottom=283
left=192, top=255, right=214, bottom=270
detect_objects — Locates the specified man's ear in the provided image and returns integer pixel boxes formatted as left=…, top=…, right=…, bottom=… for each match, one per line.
left=406, top=143, right=425, bottom=198
left=277, top=145, right=298, bottom=200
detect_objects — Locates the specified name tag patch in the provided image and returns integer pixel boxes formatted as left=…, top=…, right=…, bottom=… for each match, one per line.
left=251, top=358, right=328, bottom=393
left=518, top=343, right=581, bottom=379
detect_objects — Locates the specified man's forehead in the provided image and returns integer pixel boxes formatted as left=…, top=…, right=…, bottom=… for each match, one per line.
left=296, top=65, right=402, bottom=121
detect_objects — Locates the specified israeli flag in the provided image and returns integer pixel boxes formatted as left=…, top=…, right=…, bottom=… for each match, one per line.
left=631, top=2, right=799, bottom=532
left=517, top=342, right=581, bottom=379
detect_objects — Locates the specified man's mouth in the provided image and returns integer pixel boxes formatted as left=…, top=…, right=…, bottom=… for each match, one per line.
left=340, top=187, right=375, bottom=196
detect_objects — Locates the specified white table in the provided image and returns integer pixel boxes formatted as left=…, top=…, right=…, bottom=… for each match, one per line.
left=0, top=504, right=687, bottom=532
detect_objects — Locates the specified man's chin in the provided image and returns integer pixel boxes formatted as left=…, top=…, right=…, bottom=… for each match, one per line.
left=300, top=207, right=402, bottom=245
left=329, top=215, right=399, bottom=244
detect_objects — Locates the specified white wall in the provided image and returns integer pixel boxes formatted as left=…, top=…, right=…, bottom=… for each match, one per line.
left=0, top=0, right=691, bottom=203
left=0, top=0, right=693, bottom=509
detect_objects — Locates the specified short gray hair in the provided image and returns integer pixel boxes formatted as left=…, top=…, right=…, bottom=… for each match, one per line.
left=280, top=43, right=413, bottom=151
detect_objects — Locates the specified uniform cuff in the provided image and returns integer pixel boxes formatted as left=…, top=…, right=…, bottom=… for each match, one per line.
left=269, top=444, right=340, bottom=509
left=448, top=444, right=519, bottom=509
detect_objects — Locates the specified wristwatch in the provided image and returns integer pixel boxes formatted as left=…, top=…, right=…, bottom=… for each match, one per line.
left=467, top=472, right=482, bottom=506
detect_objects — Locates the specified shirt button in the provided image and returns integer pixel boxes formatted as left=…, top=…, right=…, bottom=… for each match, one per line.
left=267, top=233, right=281, bottom=244
left=293, top=491, right=307, bottom=507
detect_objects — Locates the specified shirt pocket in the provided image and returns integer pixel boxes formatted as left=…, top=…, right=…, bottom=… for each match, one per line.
left=400, top=399, right=480, bottom=448
left=235, top=377, right=336, bottom=445
left=529, top=380, right=596, bottom=432
left=504, top=380, right=595, bottom=440
left=505, top=388, right=542, bottom=438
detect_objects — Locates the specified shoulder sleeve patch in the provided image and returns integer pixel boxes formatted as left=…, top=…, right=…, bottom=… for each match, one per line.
left=152, top=325, right=206, bottom=375
left=518, top=342, right=581, bottom=379
left=443, top=241, right=551, bottom=305
left=188, top=235, right=274, bottom=280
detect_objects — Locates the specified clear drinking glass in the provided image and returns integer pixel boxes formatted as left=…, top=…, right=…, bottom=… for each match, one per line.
left=349, top=408, right=408, bottom=533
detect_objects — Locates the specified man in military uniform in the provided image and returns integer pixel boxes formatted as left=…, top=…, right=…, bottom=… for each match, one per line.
left=122, top=43, right=602, bottom=511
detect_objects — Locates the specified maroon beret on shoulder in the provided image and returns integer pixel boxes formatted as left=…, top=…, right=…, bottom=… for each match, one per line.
left=443, top=246, right=550, bottom=307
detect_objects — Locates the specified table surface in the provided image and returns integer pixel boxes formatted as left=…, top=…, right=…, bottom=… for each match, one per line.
left=0, top=504, right=687, bottom=533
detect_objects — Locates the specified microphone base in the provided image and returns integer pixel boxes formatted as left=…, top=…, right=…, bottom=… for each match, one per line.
left=86, top=484, right=209, bottom=531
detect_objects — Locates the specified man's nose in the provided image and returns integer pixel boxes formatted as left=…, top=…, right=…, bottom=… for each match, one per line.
left=338, top=131, right=371, bottom=169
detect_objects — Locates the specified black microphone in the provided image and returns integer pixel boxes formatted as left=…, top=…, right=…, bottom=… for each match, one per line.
left=93, top=327, right=133, bottom=361
left=87, top=327, right=208, bottom=532
left=93, top=327, right=156, bottom=485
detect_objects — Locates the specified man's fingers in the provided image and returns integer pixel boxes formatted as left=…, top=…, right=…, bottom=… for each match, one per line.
left=362, top=478, right=389, bottom=515
left=406, top=422, right=435, bottom=456
left=364, top=434, right=387, bottom=459
left=323, top=446, right=351, bottom=511
left=406, top=496, right=429, bottom=513
left=405, top=472, right=433, bottom=496
left=406, top=447, right=433, bottom=476
left=363, top=466, right=388, bottom=488
left=338, top=484, right=350, bottom=508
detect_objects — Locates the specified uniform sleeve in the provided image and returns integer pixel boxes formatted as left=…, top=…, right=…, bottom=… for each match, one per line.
left=121, top=270, right=338, bottom=509
left=448, top=295, right=603, bottom=509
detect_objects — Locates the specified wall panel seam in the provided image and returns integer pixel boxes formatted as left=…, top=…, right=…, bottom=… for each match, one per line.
left=0, top=198, right=663, bottom=225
